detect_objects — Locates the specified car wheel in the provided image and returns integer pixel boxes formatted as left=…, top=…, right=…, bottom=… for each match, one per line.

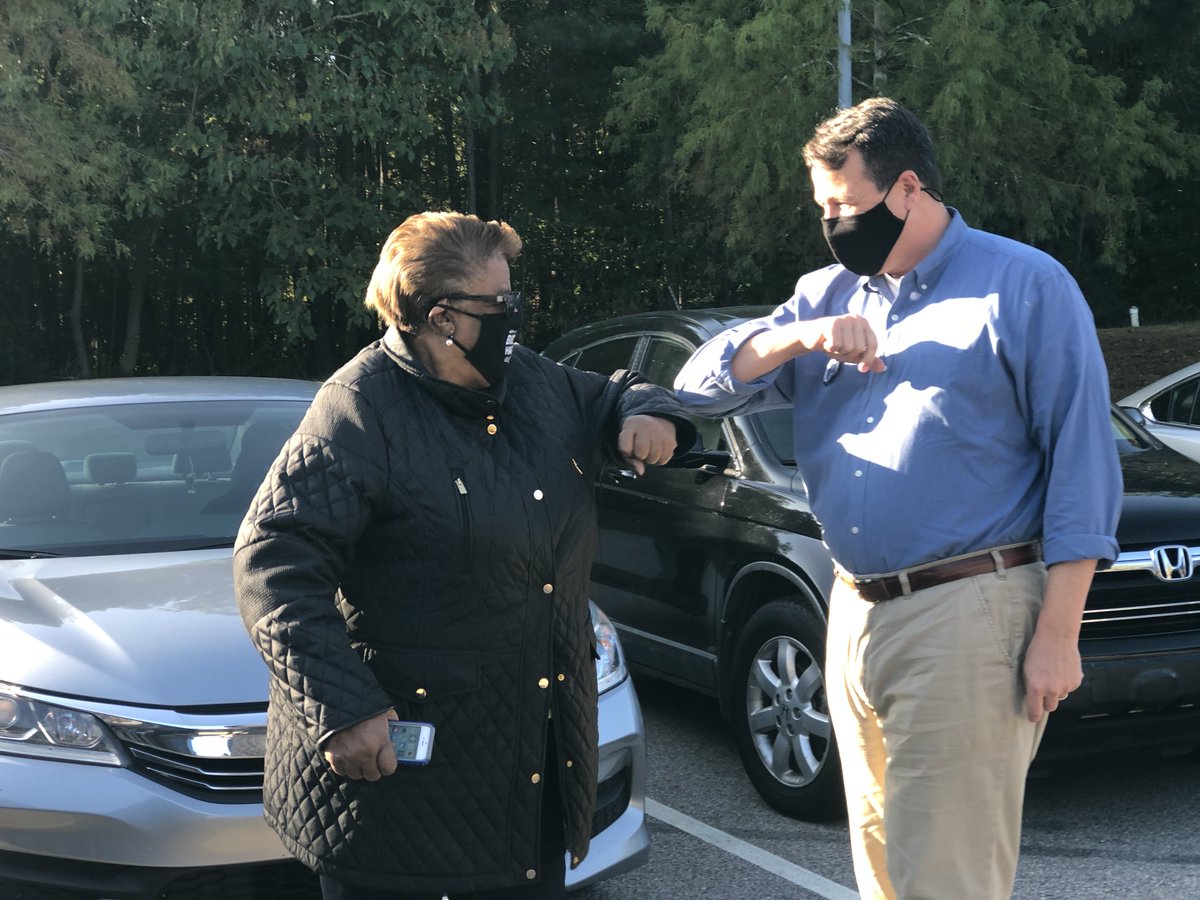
left=730, top=597, right=844, bottom=820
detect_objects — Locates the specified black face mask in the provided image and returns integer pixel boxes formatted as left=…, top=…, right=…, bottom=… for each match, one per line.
left=441, top=306, right=524, bottom=386
left=820, top=178, right=906, bottom=276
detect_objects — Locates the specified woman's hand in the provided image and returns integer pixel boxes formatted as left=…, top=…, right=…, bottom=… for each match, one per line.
left=618, top=414, right=678, bottom=475
left=323, top=709, right=399, bottom=780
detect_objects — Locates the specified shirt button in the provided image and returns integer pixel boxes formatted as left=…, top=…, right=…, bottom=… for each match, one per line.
left=543, top=583, right=554, bottom=594
left=533, top=489, right=544, bottom=500
left=866, top=416, right=875, bottom=424
left=854, top=470, right=863, bottom=477
left=531, top=773, right=541, bottom=784
left=909, top=291, right=920, bottom=300
left=486, top=424, right=498, bottom=435
left=890, top=314, right=899, bottom=322
left=526, top=869, right=537, bottom=880
left=920, top=283, right=928, bottom=290
left=851, top=526, right=860, bottom=534
left=538, top=677, right=550, bottom=689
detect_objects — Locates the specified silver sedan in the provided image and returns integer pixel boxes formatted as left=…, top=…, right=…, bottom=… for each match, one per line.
left=0, top=377, right=647, bottom=898
left=1119, top=361, right=1200, bottom=464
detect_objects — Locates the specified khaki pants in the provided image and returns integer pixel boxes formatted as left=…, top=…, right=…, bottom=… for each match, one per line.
left=826, top=561, right=1049, bottom=900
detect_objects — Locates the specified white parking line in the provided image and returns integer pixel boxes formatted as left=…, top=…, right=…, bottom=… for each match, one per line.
left=645, top=798, right=860, bottom=900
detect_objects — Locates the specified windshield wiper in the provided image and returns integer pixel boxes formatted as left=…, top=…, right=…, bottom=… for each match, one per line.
left=0, top=549, right=63, bottom=560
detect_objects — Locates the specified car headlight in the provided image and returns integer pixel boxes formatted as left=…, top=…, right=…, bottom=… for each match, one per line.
left=0, top=683, right=124, bottom=765
left=590, top=602, right=628, bottom=694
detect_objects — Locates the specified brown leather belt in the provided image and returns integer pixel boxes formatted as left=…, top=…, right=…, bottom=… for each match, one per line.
left=837, top=542, right=1042, bottom=604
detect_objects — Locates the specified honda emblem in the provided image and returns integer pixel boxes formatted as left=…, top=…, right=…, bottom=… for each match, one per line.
left=1150, top=545, right=1195, bottom=582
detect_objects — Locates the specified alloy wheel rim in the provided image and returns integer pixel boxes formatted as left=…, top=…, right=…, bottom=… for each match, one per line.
left=744, top=635, right=831, bottom=787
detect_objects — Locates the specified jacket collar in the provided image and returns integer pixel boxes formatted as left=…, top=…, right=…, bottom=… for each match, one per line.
left=382, top=326, right=508, bottom=418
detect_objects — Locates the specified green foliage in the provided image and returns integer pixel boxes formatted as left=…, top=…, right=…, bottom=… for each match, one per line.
left=610, top=0, right=1200, bottom=313
left=0, top=0, right=1196, bottom=385
left=0, top=0, right=136, bottom=256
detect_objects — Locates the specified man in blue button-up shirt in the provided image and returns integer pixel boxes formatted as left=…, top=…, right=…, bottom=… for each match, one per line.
left=675, top=98, right=1121, bottom=900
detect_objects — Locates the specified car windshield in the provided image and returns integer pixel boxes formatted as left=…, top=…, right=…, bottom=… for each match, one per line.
left=0, top=399, right=309, bottom=556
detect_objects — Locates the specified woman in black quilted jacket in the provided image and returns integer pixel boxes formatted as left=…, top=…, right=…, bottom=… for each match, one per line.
left=234, top=212, right=694, bottom=900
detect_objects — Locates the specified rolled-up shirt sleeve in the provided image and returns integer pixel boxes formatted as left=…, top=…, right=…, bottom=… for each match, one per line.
left=673, top=303, right=799, bottom=417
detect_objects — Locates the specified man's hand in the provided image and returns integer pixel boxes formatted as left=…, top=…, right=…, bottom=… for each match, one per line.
left=618, top=414, right=678, bottom=476
left=730, top=314, right=885, bottom=384
left=803, top=315, right=887, bottom=374
left=1023, top=558, right=1095, bottom=722
left=1022, top=629, right=1083, bottom=723
left=323, top=709, right=398, bottom=780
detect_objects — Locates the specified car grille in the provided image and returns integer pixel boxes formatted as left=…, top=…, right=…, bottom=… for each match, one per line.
left=590, top=766, right=633, bottom=837
left=126, top=743, right=266, bottom=803
left=0, top=860, right=322, bottom=900
left=1084, top=547, right=1200, bottom=640
left=153, top=861, right=321, bottom=900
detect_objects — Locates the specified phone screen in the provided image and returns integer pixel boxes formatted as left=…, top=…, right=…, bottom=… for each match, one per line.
left=388, top=720, right=434, bottom=765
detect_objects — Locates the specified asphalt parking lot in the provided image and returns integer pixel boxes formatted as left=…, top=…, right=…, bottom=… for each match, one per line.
left=578, top=676, right=1200, bottom=900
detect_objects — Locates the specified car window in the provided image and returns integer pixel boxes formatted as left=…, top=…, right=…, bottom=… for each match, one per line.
left=639, top=337, right=724, bottom=452
left=1149, top=376, right=1200, bottom=427
left=0, top=398, right=310, bottom=556
left=752, top=408, right=796, bottom=464
left=570, top=337, right=640, bottom=377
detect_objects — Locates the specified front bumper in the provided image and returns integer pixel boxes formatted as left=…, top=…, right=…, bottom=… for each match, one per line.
left=567, top=673, right=650, bottom=891
left=1039, top=639, right=1200, bottom=757
left=0, top=675, right=649, bottom=898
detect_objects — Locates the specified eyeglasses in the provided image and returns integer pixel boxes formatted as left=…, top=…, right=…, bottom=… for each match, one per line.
left=439, top=291, right=523, bottom=314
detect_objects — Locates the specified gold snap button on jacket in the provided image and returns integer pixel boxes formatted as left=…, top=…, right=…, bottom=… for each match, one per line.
left=414, top=688, right=427, bottom=698
left=542, top=583, right=553, bottom=594
left=537, top=677, right=550, bottom=689
left=556, top=673, right=565, bottom=682
left=530, top=773, right=541, bottom=784
left=486, top=423, right=498, bottom=435
left=566, top=759, right=573, bottom=768
left=533, top=489, right=544, bottom=500
left=525, top=869, right=536, bottom=880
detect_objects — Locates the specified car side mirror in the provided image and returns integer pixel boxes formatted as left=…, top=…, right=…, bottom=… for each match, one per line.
left=1118, top=405, right=1147, bottom=426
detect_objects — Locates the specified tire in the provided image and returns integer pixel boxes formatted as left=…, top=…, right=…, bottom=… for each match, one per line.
left=729, top=597, right=845, bottom=820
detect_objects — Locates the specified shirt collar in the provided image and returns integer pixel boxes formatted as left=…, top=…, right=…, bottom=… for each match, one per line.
left=866, top=207, right=966, bottom=293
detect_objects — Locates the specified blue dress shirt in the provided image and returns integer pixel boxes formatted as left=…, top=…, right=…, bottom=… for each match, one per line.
left=674, top=211, right=1122, bottom=575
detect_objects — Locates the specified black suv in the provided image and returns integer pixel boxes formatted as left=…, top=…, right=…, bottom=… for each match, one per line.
left=543, top=306, right=1200, bottom=821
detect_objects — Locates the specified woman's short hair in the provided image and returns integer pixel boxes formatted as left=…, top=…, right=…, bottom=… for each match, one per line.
left=364, top=212, right=522, bottom=331
left=803, top=97, right=943, bottom=194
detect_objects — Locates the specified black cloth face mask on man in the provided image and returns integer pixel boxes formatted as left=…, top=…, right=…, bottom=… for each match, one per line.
left=820, top=176, right=907, bottom=277
left=820, top=179, right=943, bottom=277
left=435, top=296, right=524, bottom=386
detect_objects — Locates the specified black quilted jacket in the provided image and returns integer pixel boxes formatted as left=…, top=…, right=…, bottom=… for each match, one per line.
left=234, top=328, right=693, bottom=893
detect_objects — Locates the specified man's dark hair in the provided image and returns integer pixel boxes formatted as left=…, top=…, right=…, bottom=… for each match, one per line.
left=803, top=97, right=943, bottom=194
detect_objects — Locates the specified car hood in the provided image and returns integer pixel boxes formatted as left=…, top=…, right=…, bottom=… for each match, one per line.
left=0, top=550, right=268, bottom=707
left=1117, top=447, right=1200, bottom=546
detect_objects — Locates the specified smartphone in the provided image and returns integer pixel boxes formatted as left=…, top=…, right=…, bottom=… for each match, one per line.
left=388, top=720, right=435, bottom=765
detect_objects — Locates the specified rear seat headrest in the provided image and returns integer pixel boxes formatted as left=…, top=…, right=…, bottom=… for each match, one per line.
left=0, top=440, right=37, bottom=467
left=173, top=446, right=232, bottom=476
left=84, top=452, right=138, bottom=485
left=0, top=450, right=70, bottom=520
